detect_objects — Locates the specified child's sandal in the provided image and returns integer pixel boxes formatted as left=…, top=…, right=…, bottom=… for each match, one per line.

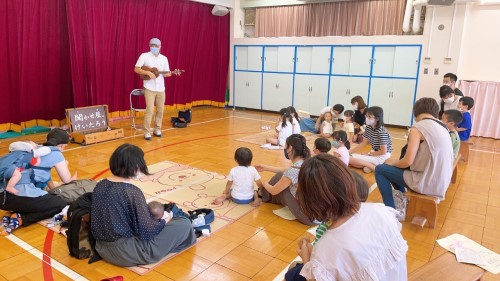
left=8, top=213, right=22, bottom=233
left=2, top=212, right=12, bottom=228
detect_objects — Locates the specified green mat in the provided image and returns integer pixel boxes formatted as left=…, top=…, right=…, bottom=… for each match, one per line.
left=0, top=131, right=22, bottom=139
left=0, top=126, right=51, bottom=139
left=21, top=126, right=51, bottom=135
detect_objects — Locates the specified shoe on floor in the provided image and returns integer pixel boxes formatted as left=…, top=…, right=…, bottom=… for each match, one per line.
left=2, top=212, right=12, bottom=228
left=144, top=132, right=152, bottom=140
left=153, top=130, right=162, bottom=137
left=363, top=167, right=372, bottom=173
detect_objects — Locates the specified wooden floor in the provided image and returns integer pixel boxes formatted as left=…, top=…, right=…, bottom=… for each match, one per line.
left=0, top=106, right=499, bottom=281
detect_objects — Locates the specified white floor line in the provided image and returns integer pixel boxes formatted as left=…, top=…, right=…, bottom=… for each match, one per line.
left=231, top=115, right=276, bottom=123
left=64, top=116, right=231, bottom=152
left=369, top=183, right=377, bottom=194
left=470, top=148, right=500, bottom=155
left=6, top=234, right=88, bottom=281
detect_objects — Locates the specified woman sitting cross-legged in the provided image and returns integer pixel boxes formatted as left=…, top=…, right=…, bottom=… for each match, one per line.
left=349, top=106, right=392, bottom=174
left=285, top=154, right=408, bottom=281
left=256, top=134, right=315, bottom=226
left=375, top=97, right=454, bottom=216
left=91, top=144, right=196, bottom=267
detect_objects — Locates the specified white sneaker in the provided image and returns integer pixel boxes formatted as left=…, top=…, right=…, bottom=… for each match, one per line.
left=144, top=132, right=152, bottom=140
left=393, top=190, right=408, bottom=222
left=153, top=130, right=162, bottom=137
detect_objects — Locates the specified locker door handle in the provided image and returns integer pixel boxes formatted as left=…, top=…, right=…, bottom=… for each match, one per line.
left=332, top=58, right=335, bottom=63
left=277, top=83, right=279, bottom=89
left=275, top=83, right=278, bottom=89
left=346, top=89, right=348, bottom=95
left=348, top=89, right=351, bottom=95
left=310, top=86, right=313, bottom=92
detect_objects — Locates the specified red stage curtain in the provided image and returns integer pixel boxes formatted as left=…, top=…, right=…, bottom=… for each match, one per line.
left=0, top=0, right=73, bottom=124
left=65, top=0, right=230, bottom=111
left=0, top=0, right=229, bottom=124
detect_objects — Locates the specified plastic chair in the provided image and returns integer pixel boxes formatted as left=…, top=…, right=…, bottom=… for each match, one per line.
left=130, top=89, right=145, bottom=130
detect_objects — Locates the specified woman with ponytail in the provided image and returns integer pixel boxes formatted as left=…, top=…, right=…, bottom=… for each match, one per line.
left=0, top=128, right=74, bottom=235
left=256, top=134, right=314, bottom=225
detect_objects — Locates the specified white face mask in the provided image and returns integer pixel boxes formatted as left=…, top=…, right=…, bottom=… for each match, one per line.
left=443, top=96, right=454, bottom=104
left=365, top=117, right=376, bottom=126
left=352, top=104, right=358, bottom=110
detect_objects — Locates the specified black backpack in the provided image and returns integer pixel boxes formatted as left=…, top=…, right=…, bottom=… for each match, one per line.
left=66, top=192, right=101, bottom=263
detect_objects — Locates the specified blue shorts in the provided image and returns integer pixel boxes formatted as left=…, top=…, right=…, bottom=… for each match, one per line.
left=232, top=197, right=253, bottom=204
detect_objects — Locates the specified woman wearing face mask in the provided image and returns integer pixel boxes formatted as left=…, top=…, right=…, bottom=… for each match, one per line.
left=349, top=106, right=392, bottom=174
left=350, top=96, right=367, bottom=143
left=438, top=85, right=459, bottom=119
left=375, top=98, right=453, bottom=219
left=91, top=144, right=196, bottom=267
left=255, top=134, right=314, bottom=225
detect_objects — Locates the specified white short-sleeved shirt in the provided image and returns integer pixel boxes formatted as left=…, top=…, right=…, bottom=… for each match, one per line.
left=135, top=52, right=170, bottom=92
left=344, top=122, right=355, bottom=134
left=227, top=166, right=261, bottom=200
left=301, top=203, right=408, bottom=281
left=276, top=121, right=293, bottom=146
left=336, top=146, right=350, bottom=166
left=292, top=117, right=301, bottom=134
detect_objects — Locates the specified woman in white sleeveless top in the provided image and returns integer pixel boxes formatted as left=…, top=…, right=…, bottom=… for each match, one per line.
left=374, top=97, right=454, bottom=210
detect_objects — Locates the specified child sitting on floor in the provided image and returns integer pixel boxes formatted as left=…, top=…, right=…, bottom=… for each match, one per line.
left=442, top=109, right=463, bottom=159
left=319, top=112, right=334, bottom=138
left=342, top=110, right=356, bottom=142
left=265, top=108, right=294, bottom=147
left=332, top=130, right=351, bottom=166
left=457, top=96, right=474, bottom=141
left=213, top=147, right=263, bottom=207
left=4, top=141, right=52, bottom=196
left=288, top=106, right=302, bottom=134
left=312, top=138, right=332, bottom=155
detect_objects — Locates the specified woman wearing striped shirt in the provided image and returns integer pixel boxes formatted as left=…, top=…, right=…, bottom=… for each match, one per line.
left=349, top=106, right=392, bottom=173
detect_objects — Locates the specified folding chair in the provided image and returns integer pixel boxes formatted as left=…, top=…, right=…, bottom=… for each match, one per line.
left=130, top=89, right=146, bottom=130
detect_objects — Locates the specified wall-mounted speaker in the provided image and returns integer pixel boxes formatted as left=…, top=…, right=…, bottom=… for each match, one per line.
left=212, top=5, right=229, bottom=16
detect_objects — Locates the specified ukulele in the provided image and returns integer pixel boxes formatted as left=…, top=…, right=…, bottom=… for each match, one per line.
left=140, top=66, right=185, bottom=80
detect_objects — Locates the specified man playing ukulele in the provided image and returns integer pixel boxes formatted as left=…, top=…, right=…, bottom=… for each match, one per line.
left=134, top=38, right=171, bottom=140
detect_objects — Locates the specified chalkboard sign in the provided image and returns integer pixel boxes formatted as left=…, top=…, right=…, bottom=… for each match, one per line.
left=66, top=105, right=109, bottom=133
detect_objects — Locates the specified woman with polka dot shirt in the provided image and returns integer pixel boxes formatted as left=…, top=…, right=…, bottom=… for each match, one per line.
left=91, top=144, right=196, bottom=267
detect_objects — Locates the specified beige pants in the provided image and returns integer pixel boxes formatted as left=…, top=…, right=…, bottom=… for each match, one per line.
left=144, top=88, right=165, bottom=134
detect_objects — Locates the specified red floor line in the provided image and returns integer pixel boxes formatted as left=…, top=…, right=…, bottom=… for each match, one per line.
left=91, top=131, right=260, bottom=180
left=42, top=230, right=55, bottom=281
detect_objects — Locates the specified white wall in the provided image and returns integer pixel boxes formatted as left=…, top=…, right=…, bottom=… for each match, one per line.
left=459, top=4, right=500, bottom=82
left=228, top=3, right=473, bottom=105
